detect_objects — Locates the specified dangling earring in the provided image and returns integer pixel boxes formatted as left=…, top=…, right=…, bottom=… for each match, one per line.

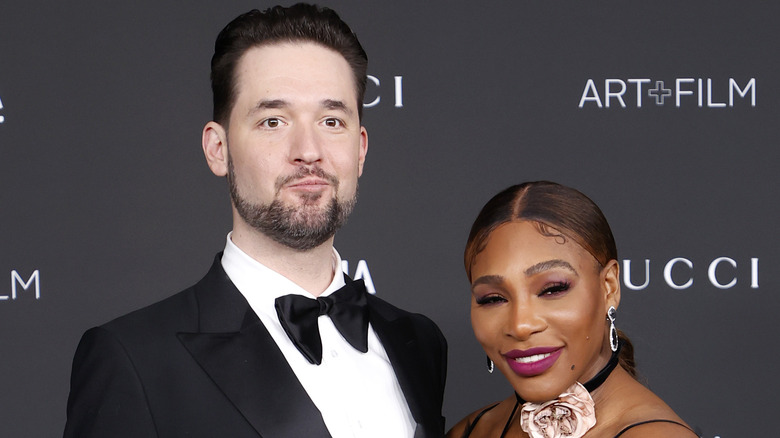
left=607, top=306, right=618, bottom=352
left=486, top=355, right=494, bottom=373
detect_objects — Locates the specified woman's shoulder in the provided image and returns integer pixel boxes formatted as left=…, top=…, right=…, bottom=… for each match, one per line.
left=607, top=401, right=695, bottom=438
left=611, top=419, right=697, bottom=437
left=598, top=369, right=696, bottom=438
left=445, top=397, right=514, bottom=438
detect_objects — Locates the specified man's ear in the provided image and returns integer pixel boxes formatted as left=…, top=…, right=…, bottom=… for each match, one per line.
left=202, top=121, right=229, bottom=177
left=357, top=126, right=368, bottom=177
left=602, top=259, right=621, bottom=312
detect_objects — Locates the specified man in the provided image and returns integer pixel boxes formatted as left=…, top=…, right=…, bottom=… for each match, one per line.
left=64, top=4, right=447, bottom=437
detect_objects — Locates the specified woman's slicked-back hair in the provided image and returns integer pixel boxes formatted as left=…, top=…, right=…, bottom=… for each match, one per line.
left=464, top=181, right=617, bottom=282
left=210, top=3, right=368, bottom=126
left=464, top=181, right=637, bottom=376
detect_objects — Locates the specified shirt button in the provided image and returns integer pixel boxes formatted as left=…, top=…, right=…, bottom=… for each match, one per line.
left=331, top=350, right=338, bottom=358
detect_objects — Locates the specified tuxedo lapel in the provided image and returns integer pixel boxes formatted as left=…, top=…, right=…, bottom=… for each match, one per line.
left=367, top=296, right=433, bottom=437
left=177, top=257, right=331, bottom=437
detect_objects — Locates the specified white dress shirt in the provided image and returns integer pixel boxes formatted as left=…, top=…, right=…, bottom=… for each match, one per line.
left=220, top=233, right=416, bottom=438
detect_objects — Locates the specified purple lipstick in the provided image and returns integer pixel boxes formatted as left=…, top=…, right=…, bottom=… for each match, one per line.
left=503, top=347, right=562, bottom=377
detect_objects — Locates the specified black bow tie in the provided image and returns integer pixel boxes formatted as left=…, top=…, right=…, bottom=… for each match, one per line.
left=274, top=277, right=369, bottom=365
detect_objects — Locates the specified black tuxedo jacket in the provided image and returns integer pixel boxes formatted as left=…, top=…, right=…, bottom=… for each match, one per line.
left=64, top=255, right=447, bottom=437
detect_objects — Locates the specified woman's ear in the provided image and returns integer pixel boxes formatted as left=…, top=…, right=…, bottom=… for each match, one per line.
left=602, top=259, right=621, bottom=312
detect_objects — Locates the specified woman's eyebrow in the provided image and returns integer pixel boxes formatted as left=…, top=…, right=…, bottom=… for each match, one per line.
left=470, top=275, right=504, bottom=291
left=524, top=259, right=578, bottom=277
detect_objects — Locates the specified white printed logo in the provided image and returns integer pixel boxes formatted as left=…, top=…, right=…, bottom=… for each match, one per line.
left=2, top=270, right=41, bottom=301
left=579, top=78, right=756, bottom=108
left=622, top=257, right=758, bottom=290
left=341, top=260, right=376, bottom=294
left=364, top=75, right=404, bottom=109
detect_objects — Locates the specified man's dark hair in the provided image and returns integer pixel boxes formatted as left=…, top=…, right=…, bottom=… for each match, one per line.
left=210, top=3, right=368, bottom=126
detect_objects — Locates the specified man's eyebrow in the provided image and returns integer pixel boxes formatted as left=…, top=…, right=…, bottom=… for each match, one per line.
left=524, top=259, right=579, bottom=277
left=470, top=275, right=504, bottom=291
left=246, top=99, right=354, bottom=116
left=248, top=99, right=288, bottom=116
left=322, top=99, right=353, bottom=115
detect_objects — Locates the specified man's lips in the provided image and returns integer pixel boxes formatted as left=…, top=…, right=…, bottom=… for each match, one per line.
left=277, top=166, right=338, bottom=191
left=286, top=178, right=330, bottom=189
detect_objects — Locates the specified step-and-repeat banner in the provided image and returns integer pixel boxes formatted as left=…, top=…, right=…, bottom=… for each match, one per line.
left=1, top=1, right=776, bottom=436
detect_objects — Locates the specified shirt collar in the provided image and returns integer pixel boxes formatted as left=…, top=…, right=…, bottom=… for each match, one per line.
left=221, top=232, right=346, bottom=305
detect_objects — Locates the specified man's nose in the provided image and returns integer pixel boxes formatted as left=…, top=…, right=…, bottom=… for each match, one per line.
left=289, top=124, right=323, bottom=165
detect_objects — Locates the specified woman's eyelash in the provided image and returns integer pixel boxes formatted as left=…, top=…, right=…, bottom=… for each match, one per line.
left=475, top=294, right=506, bottom=305
left=540, top=281, right=571, bottom=296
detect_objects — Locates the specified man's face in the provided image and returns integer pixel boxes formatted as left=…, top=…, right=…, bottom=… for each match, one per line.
left=219, top=42, right=367, bottom=250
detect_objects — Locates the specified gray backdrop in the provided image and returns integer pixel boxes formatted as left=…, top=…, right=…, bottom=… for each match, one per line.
left=1, top=1, right=776, bottom=437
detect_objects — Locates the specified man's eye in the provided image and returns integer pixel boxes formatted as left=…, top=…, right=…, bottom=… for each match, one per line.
left=261, top=118, right=281, bottom=128
left=324, top=118, right=342, bottom=128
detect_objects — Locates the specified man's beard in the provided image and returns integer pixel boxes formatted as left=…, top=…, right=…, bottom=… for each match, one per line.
left=227, top=158, right=356, bottom=251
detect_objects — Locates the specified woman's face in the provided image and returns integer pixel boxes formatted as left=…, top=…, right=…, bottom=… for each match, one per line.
left=469, top=220, right=620, bottom=402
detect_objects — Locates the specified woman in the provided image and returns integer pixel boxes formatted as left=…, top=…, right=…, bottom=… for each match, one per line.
left=448, top=182, right=696, bottom=438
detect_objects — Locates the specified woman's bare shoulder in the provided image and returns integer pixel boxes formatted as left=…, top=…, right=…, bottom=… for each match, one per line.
left=445, top=415, right=471, bottom=438
left=599, top=369, right=695, bottom=437
left=614, top=419, right=698, bottom=438
left=446, top=397, right=514, bottom=438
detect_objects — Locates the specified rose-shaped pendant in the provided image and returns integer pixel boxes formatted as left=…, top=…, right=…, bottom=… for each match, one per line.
left=519, top=382, right=597, bottom=438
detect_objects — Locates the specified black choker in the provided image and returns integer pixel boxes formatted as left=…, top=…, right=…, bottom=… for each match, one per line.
left=515, top=342, right=622, bottom=404
left=496, top=344, right=622, bottom=438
